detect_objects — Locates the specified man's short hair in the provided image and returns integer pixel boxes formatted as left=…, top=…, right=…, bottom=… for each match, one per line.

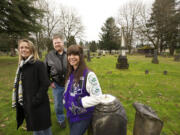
left=52, top=34, right=64, bottom=40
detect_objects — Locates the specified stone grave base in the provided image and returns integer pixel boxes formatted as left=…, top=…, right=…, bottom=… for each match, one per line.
left=116, top=55, right=129, bottom=69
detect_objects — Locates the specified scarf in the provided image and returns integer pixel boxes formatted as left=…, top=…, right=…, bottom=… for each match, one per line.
left=12, top=55, right=34, bottom=108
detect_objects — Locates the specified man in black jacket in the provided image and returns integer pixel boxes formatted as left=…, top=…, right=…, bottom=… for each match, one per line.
left=45, top=34, right=67, bottom=128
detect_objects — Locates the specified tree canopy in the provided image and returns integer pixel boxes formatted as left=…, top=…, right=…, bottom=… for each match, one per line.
left=0, top=0, right=44, bottom=55
left=147, top=0, right=179, bottom=55
left=99, top=17, right=120, bottom=52
left=0, top=0, right=44, bottom=35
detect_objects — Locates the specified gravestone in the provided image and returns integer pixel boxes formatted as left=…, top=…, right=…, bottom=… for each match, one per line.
left=92, top=94, right=127, bottom=135
left=116, top=55, right=129, bottom=69
left=152, top=49, right=159, bottom=64
left=174, top=54, right=180, bottom=62
left=133, top=102, right=163, bottom=135
left=145, top=70, right=149, bottom=74
left=163, top=70, right=168, bottom=75
left=116, top=27, right=129, bottom=69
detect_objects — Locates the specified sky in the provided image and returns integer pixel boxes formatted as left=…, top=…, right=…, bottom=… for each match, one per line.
left=49, top=0, right=154, bottom=42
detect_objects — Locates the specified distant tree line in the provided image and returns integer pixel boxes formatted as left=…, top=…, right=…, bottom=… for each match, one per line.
left=89, top=0, right=179, bottom=55
left=0, top=0, right=179, bottom=56
left=0, top=0, right=84, bottom=56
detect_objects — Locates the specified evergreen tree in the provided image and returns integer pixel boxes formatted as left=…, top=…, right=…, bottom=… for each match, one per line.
left=79, top=40, right=84, bottom=47
left=89, top=41, right=97, bottom=52
left=0, top=0, right=44, bottom=55
left=67, top=36, right=76, bottom=47
left=99, top=17, right=120, bottom=53
left=147, top=0, right=179, bottom=55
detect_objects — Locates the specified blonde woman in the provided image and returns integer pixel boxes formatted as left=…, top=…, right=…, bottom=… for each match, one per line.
left=12, top=39, right=52, bottom=135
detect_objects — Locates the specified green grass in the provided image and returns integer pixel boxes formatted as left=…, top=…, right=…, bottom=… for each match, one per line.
left=0, top=55, right=180, bottom=135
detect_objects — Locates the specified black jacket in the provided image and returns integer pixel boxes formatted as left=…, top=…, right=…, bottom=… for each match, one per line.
left=44, top=50, right=67, bottom=87
left=15, top=60, right=51, bottom=131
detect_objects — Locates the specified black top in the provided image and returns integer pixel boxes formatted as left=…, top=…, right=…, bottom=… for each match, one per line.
left=15, top=60, right=51, bottom=131
left=45, top=50, right=67, bottom=86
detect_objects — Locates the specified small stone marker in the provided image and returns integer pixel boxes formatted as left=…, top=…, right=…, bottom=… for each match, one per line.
left=145, top=70, right=149, bottom=74
left=163, top=70, right=168, bottom=75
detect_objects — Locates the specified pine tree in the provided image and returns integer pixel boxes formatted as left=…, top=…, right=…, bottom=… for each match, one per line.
left=67, top=36, right=76, bottom=47
left=147, top=0, right=179, bottom=55
left=0, top=0, right=44, bottom=55
left=99, top=17, right=120, bottom=53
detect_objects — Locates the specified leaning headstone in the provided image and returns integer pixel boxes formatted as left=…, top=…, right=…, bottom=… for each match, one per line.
left=92, top=94, right=127, bottom=135
left=133, top=102, right=163, bottom=135
left=174, top=54, right=180, bottom=62
left=152, top=49, right=159, bottom=64
left=87, top=50, right=91, bottom=62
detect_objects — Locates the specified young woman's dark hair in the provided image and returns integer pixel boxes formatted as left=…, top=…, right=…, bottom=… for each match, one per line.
left=66, top=45, right=87, bottom=83
left=64, top=45, right=103, bottom=135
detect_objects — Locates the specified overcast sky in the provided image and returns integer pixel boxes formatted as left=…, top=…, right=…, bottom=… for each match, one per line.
left=49, top=0, right=154, bottom=42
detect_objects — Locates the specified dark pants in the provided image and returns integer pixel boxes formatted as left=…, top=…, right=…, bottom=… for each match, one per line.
left=69, top=119, right=91, bottom=135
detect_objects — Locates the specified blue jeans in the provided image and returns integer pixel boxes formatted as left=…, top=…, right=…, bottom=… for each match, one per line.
left=52, top=82, right=65, bottom=124
left=69, top=119, right=91, bottom=135
left=33, top=127, right=52, bottom=135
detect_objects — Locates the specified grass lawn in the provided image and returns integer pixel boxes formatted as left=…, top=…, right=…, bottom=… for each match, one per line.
left=0, top=54, right=180, bottom=135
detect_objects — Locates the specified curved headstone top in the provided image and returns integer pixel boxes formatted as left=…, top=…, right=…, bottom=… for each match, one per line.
left=100, top=94, right=116, bottom=105
left=95, top=94, right=123, bottom=113
left=92, top=94, right=127, bottom=135
left=133, top=102, right=161, bottom=120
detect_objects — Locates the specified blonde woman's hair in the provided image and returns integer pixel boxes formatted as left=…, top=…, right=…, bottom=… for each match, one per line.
left=18, top=39, right=39, bottom=64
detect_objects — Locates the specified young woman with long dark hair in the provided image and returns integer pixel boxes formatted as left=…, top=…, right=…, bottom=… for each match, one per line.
left=64, top=45, right=103, bottom=135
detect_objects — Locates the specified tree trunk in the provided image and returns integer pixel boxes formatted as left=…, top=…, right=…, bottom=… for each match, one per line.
left=10, top=37, right=17, bottom=57
left=169, top=46, right=174, bottom=56
left=10, top=48, right=16, bottom=57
